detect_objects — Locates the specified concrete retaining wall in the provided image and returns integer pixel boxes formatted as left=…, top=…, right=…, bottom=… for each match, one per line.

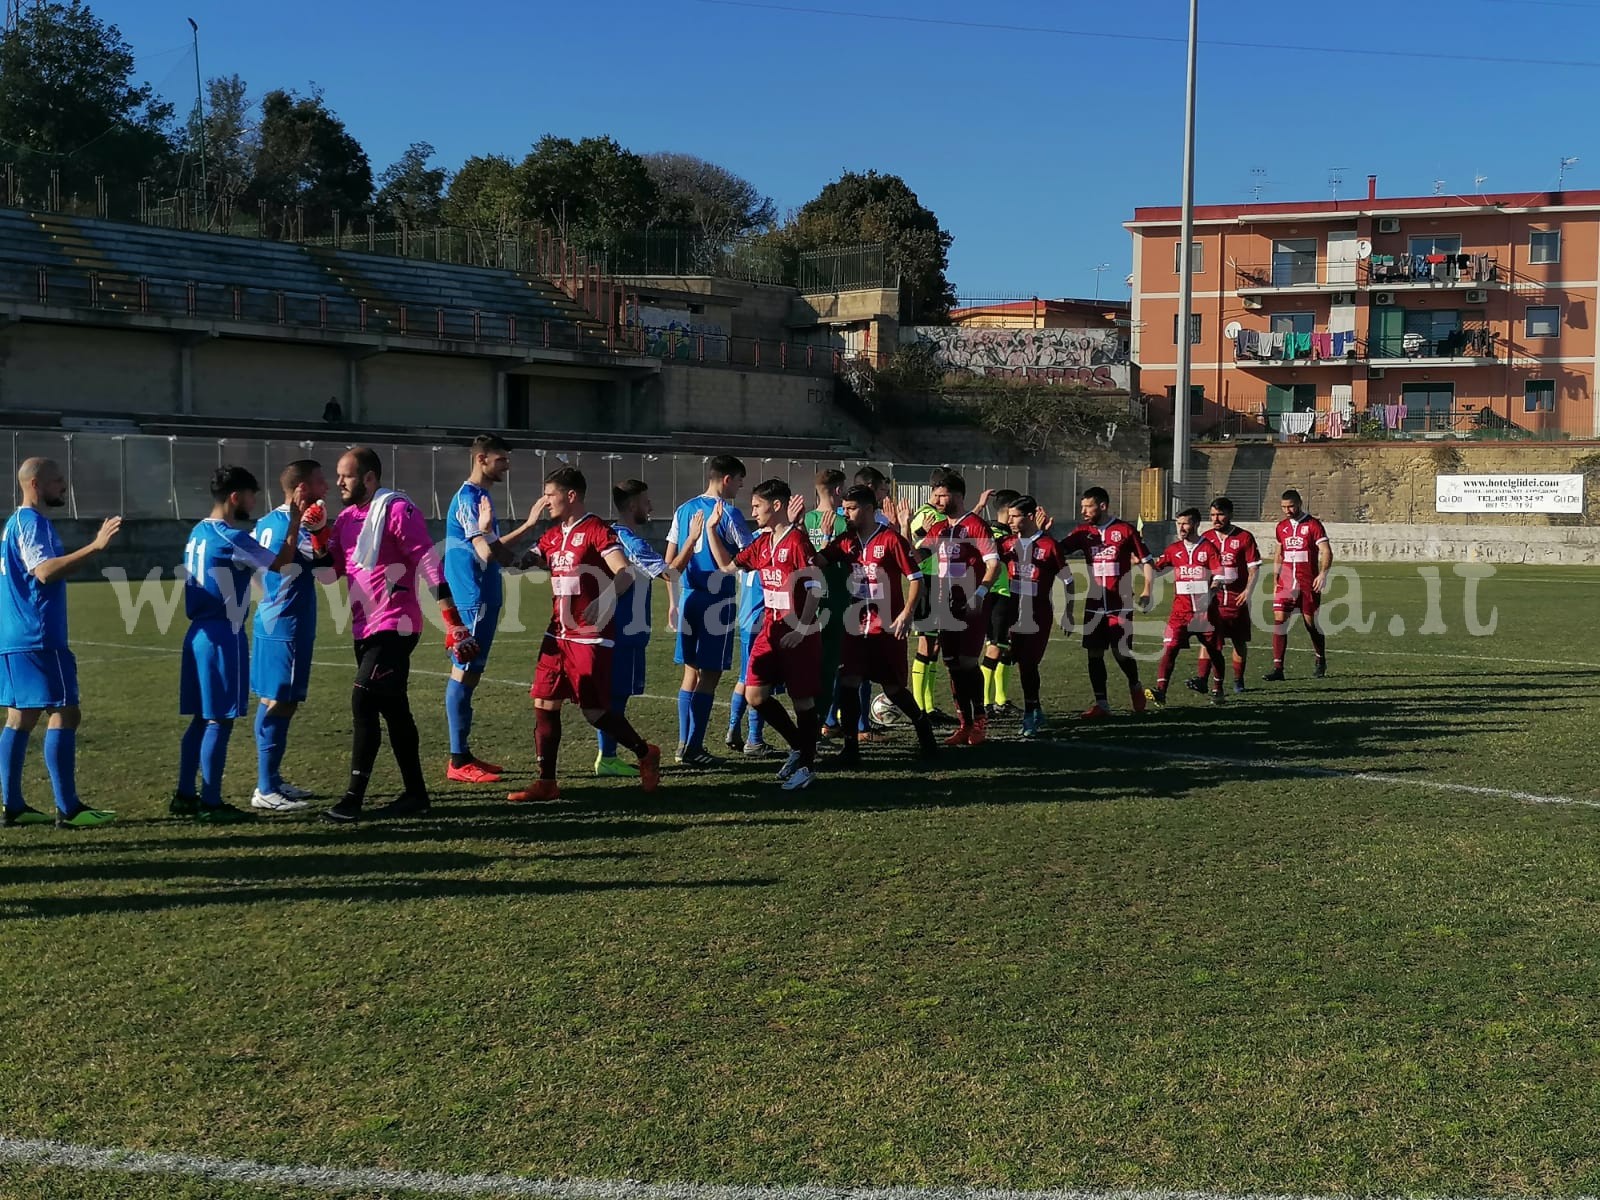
left=1234, top=521, right=1600, bottom=565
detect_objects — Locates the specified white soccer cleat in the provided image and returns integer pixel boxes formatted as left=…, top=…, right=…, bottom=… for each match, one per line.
left=251, top=788, right=310, bottom=813
left=781, top=765, right=814, bottom=791
left=277, top=781, right=314, bottom=801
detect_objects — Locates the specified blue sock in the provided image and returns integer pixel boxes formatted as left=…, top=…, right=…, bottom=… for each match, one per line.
left=254, top=705, right=291, bottom=794
left=748, top=705, right=765, bottom=744
left=0, top=726, right=28, bottom=814
left=598, top=695, right=625, bottom=758
left=445, top=678, right=473, bottom=756
left=729, top=691, right=749, bottom=736
left=199, top=719, right=233, bottom=808
left=267, top=712, right=291, bottom=792
left=688, top=690, right=715, bottom=753
left=676, top=690, right=694, bottom=748
left=823, top=675, right=845, bottom=730
left=177, top=715, right=205, bottom=797
left=857, top=681, right=873, bottom=731
left=43, top=727, right=78, bottom=815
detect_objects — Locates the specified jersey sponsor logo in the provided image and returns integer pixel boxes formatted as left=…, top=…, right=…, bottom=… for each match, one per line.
left=550, top=550, right=576, bottom=572
left=872, top=545, right=885, bottom=560
left=572, top=532, right=586, bottom=546
left=778, top=547, right=790, bottom=563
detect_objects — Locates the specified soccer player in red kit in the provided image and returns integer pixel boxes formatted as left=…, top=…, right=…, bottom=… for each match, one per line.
left=708, top=479, right=824, bottom=791
left=508, top=467, right=661, bottom=802
left=1056, top=486, right=1154, bottom=719
left=998, top=495, right=1069, bottom=738
left=1190, top=495, right=1262, bottom=695
left=916, top=471, right=1001, bottom=746
left=816, top=484, right=938, bottom=764
left=1263, top=488, right=1333, bottom=681
left=1150, top=507, right=1227, bottom=706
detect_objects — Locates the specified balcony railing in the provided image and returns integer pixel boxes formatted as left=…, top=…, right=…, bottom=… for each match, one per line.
left=1233, top=328, right=1362, bottom=363
left=1367, top=323, right=1496, bottom=361
left=1367, top=252, right=1501, bottom=287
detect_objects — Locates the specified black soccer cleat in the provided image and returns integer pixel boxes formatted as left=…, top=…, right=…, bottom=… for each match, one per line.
left=374, top=792, right=431, bottom=819
left=1312, top=659, right=1328, bottom=679
left=1184, top=677, right=1206, bottom=694
left=321, top=797, right=363, bottom=825
left=1262, top=668, right=1286, bottom=682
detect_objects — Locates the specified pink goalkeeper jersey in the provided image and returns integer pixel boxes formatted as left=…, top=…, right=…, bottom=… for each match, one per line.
left=327, top=493, right=443, bottom=639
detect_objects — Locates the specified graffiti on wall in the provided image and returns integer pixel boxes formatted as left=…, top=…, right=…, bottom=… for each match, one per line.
left=626, top=304, right=728, bottom=360
left=907, top=326, right=1130, bottom=390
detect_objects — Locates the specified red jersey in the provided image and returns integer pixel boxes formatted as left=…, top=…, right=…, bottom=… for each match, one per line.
left=734, top=525, right=818, bottom=633
left=1274, top=514, right=1329, bottom=596
left=820, top=524, right=922, bottom=636
left=536, top=513, right=621, bottom=645
left=1056, top=519, right=1151, bottom=613
left=1153, top=538, right=1221, bottom=620
left=1200, top=525, right=1263, bottom=604
left=999, top=532, right=1068, bottom=629
left=921, top=511, right=998, bottom=607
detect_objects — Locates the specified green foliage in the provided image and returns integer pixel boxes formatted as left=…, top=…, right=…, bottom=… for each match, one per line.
left=970, top=383, right=1131, bottom=454
left=519, top=134, right=658, bottom=252
left=373, top=140, right=448, bottom=227
left=770, top=170, right=955, bottom=322
left=644, top=151, right=775, bottom=243
left=198, top=74, right=255, bottom=202
left=0, top=0, right=177, bottom=201
left=440, top=152, right=526, bottom=236
left=245, top=88, right=372, bottom=235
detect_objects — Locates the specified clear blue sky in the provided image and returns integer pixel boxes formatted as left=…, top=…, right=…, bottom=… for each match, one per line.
left=98, top=0, right=1600, bottom=302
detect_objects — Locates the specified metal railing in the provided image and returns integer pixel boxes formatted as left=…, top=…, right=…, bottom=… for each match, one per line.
left=601, top=230, right=792, bottom=286
left=1367, top=323, right=1496, bottom=360
left=1154, top=399, right=1576, bottom=443
left=798, top=243, right=897, bottom=295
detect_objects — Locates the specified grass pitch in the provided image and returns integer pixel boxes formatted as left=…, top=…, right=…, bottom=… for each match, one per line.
left=1, top=564, right=1597, bottom=1198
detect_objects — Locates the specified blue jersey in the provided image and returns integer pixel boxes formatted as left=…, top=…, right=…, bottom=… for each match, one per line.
left=0, top=507, right=68, bottom=651
left=183, top=518, right=275, bottom=628
left=736, top=563, right=766, bottom=635
left=444, top=481, right=502, bottom=610
left=252, top=506, right=319, bottom=642
left=668, top=495, right=752, bottom=596
left=613, top=523, right=667, bottom=646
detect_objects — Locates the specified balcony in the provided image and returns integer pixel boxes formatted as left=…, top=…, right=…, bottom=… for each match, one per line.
left=1233, top=327, right=1362, bottom=366
left=1366, top=253, right=1504, bottom=291
left=1365, top=323, right=1498, bottom=367
left=1233, top=262, right=1358, bottom=295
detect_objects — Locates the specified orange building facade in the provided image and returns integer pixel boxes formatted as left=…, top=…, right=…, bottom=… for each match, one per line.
left=1126, top=181, right=1600, bottom=439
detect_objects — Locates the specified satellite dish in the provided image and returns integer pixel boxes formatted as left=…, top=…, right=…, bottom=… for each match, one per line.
left=1224, top=320, right=1243, bottom=339
left=1356, top=239, right=1373, bottom=259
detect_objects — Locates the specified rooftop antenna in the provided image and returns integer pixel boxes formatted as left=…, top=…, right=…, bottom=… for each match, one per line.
left=1474, top=173, right=1488, bottom=195
left=1091, top=263, right=1111, bottom=302
left=1433, top=179, right=1446, bottom=196
left=1248, top=166, right=1269, bottom=202
left=1328, top=166, right=1348, bottom=201
left=3, top=0, right=42, bottom=33
left=1559, top=155, right=1579, bottom=190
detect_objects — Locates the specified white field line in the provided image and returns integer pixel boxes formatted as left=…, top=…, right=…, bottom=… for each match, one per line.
left=5, top=1135, right=1583, bottom=1200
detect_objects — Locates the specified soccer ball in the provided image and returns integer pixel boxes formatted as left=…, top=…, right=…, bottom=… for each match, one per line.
left=870, top=691, right=902, bottom=726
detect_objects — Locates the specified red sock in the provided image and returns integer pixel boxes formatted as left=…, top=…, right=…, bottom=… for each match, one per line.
left=535, top=707, right=562, bottom=780
left=1157, top=646, right=1180, bottom=688
left=1197, top=653, right=1213, bottom=681
left=1271, top=633, right=1287, bottom=668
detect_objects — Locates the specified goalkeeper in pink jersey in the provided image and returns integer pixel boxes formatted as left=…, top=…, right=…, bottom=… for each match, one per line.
left=320, top=447, right=478, bottom=824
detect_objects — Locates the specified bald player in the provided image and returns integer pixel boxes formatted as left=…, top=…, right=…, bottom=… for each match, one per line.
left=0, top=458, right=122, bottom=828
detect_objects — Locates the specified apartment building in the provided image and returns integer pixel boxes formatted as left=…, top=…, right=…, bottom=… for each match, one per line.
left=1126, top=178, right=1600, bottom=439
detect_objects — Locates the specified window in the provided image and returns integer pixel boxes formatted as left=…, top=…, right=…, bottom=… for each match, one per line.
left=1408, top=234, right=1462, bottom=257
left=1530, top=230, right=1561, bottom=264
left=1402, top=382, right=1455, bottom=432
left=1172, top=313, right=1202, bottom=344
left=1271, top=238, right=1316, bottom=287
left=1270, top=312, right=1315, bottom=336
left=1525, top=380, right=1556, bottom=412
left=1173, top=241, right=1204, bottom=274
left=1402, top=309, right=1460, bottom=356
left=1525, top=305, right=1560, bottom=338
left=1168, top=384, right=1205, bottom=415
left=1266, top=383, right=1316, bottom=414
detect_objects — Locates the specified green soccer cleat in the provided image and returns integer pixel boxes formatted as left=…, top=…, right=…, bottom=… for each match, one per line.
left=55, top=807, right=116, bottom=829
left=194, top=802, right=256, bottom=825
left=3, top=804, right=53, bottom=827
left=594, top=753, right=639, bottom=778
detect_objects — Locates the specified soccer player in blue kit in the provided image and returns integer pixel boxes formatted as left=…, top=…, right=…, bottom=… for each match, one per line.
left=173, top=466, right=304, bottom=823
left=0, top=457, right=122, bottom=829
left=664, top=454, right=752, bottom=767
left=443, top=435, right=541, bottom=784
left=594, top=477, right=671, bottom=778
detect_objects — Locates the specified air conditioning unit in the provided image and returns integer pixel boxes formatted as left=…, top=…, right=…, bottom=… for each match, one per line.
left=1374, top=291, right=1396, bottom=306
left=1378, top=217, right=1401, bottom=234
left=1466, top=289, right=1488, bottom=304
left=1368, top=367, right=1387, bottom=380
left=1242, top=295, right=1263, bottom=310
left=1331, top=291, right=1356, bottom=305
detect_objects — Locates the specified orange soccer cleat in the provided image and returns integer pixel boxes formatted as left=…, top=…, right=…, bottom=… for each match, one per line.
left=1079, top=704, right=1112, bottom=721
left=1130, top=687, right=1149, bottom=715
left=507, top=780, right=562, bottom=803
left=447, top=760, right=503, bottom=784
left=966, top=717, right=988, bottom=747
left=637, top=743, right=662, bottom=794
left=943, top=724, right=972, bottom=747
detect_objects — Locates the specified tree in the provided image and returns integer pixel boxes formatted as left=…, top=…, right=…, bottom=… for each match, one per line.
left=374, top=141, right=448, bottom=228
left=781, top=170, right=956, bottom=323
left=199, top=74, right=256, bottom=204
left=644, top=151, right=775, bottom=243
left=519, top=135, right=658, bottom=251
left=0, top=0, right=177, bottom=206
left=246, top=88, right=372, bottom=235
left=441, top=153, right=526, bottom=236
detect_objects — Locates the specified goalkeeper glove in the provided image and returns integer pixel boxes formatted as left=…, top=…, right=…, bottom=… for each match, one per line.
left=441, top=603, right=479, bottom=663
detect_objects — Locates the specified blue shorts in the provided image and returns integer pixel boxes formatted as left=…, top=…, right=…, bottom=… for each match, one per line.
left=0, top=649, right=79, bottom=710
left=611, top=640, right=648, bottom=700
left=180, top=622, right=250, bottom=720
left=450, top=603, right=501, bottom=672
left=674, top=589, right=737, bottom=672
left=252, top=634, right=315, bottom=703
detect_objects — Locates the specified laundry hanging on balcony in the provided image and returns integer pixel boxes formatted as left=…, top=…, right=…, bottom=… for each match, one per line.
left=1367, top=253, right=1498, bottom=284
left=1235, top=328, right=1358, bottom=361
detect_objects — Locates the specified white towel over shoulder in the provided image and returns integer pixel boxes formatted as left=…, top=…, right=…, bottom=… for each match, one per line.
left=353, top=488, right=405, bottom=569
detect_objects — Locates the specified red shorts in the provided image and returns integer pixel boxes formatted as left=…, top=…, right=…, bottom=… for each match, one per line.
left=1163, top=610, right=1220, bottom=651
left=1081, top=609, right=1134, bottom=655
left=937, top=611, right=987, bottom=661
left=1274, top=589, right=1320, bottom=622
left=745, top=626, right=822, bottom=698
left=1212, top=604, right=1253, bottom=645
left=531, top=634, right=611, bottom=709
left=841, top=631, right=909, bottom=688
